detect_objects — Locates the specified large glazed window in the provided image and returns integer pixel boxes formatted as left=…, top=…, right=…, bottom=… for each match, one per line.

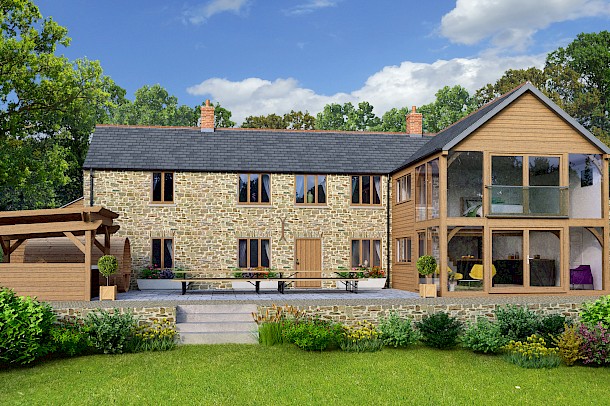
left=569, top=227, right=602, bottom=291
left=428, top=159, right=439, bottom=219
left=415, top=165, right=426, bottom=221
left=447, top=152, right=483, bottom=217
left=528, top=157, right=560, bottom=215
left=239, top=174, right=271, bottom=204
left=396, top=174, right=411, bottom=203
left=447, top=227, right=483, bottom=291
left=569, top=154, right=602, bottom=218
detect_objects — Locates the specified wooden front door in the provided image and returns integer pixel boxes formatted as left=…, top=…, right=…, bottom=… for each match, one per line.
left=295, top=239, right=322, bottom=288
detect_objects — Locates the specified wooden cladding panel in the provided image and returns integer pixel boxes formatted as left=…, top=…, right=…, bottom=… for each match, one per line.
left=0, top=263, right=87, bottom=301
left=456, top=93, right=600, bottom=154
left=295, top=239, right=322, bottom=288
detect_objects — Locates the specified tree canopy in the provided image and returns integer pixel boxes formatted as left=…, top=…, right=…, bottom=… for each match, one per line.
left=241, top=110, right=315, bottom=129
left=0, top=0, right=121, bottom=210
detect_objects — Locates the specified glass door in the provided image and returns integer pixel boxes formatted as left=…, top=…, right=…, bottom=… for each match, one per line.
left=491, top=228, right=562, bottom=291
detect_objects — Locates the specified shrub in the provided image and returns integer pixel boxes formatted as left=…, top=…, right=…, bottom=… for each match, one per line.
left=494, top=305, right=541, bottom=342
left=98, top=255, right=118, bottom=285
left=339, top=321, right=384, bottom=352
left=0, top=288, right=55, bottom=365
left=539, top=314, right=569, bottom=345
left=133, top=319, right=177, bottom=352
left=462, top=318, right=507, bottom=354
left=553, top=324, right=583, bottom=366
left=416, top=255, right=436, bottom=277
left=84, top=310, right=137, bottom=354
left=580, top=295, right=610, bottom=328
left=503, top=335, right=561, bottom=369
left=50, top=319, right=91, bottom=357
left=253, top=304, right=305, bottom=346
left=578, top=322, right=610, bottom=366
left=378, top=311, right=420, bottom=348
left=417, top=312, right=463, bottom=349
left=283, top=318, right=342, bottom=351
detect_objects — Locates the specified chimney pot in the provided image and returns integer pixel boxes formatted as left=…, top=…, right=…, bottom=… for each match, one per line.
left=200, top=100, right=215, bottom=133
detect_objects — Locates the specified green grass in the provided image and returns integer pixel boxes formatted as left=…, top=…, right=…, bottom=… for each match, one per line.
left=1, top=345, right=609, bottom=405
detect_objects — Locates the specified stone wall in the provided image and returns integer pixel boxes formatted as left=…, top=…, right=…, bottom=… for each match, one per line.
left=53, top=306, right=176, bottom=327
left=258, top=302, right=583, bottom=325
left=85, top=170, right=390, bottom=289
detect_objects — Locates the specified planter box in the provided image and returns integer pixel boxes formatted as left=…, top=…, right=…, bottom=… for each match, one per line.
left=137, top=278, right=181, bottom=290
left=99, top=285, right=117, bottom=301
left=336, top=277, right=386, bottom=290
left=232, top=280, right=279, bottom=291
left=419, top=283, right=437, bottom=298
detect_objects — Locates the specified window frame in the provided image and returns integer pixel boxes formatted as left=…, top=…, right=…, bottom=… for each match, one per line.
left=396, top=237, right=412, bottom=263
left=295, top=174, right=327, bottom=205
left=151, top=171, right=174, bottom=204
left=151, top=237, right=174, bottom=269
left=350, top=175, right=382, bottom=206
left=238, top=173, right=271, bottom=205
left=350, top=238, right=382, bottom=268
left=237, top=238, right=271, bottom=268
left=396, top=174, right=412, bottom=203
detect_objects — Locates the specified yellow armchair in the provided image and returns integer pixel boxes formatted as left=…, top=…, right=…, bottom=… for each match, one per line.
left=469, top=264, right=497, bottom=280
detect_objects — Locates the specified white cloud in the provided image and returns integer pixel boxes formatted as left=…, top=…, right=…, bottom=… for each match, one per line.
left=284, top=0, right=340, bottom=16
left=186, top=54, right=545, bottom=124
left=184, top=0, right=250, bottom=25
left=441, top=0, right=610, bottom=50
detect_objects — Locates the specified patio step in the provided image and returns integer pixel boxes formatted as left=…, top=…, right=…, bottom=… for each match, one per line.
left=176, top=304, right=259, bottom=345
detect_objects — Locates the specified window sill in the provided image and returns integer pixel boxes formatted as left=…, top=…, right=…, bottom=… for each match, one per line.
left=237, top=204, right=273, bottom=208
left=148, top=203, right=177, bottom=207
left=294, top=204, right=329, bottom=208
left=350, top=205, right=385, bottom=209
left=395, top=200, right=412, bottom=205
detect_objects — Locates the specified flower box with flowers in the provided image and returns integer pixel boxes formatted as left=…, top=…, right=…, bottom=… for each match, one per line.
left=137, top=266, right=188, bottom=290
left=336, top=265, right=387, bottom=290
left=231, top=267, right=279, bottom=290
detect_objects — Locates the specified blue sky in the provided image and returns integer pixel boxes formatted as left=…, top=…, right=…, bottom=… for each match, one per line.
left=39, top=0, right=610, bottom=124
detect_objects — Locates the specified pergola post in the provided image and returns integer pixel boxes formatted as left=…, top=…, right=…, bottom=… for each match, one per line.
left=84, top=230, right=92, bottom=300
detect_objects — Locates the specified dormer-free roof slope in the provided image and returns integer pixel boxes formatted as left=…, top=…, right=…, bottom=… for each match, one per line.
left=84, top=127, right=430, bottom=174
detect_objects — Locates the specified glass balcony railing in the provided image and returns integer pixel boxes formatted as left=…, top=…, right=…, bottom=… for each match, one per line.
left=486, top=185, right=569, bottom=217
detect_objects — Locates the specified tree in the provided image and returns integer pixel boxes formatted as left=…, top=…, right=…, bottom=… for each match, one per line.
left=0, top=0, right=120, bottom=210
left=241, top=110, right=315, bottom=129
left=212, top=103, right=236, bottom=128
left=419, top=85, right=474, bottom=133
left=378, top=107, right=410, bottom=132
left=315, top=102, right=381, bottom=131
left=107, top=84, right=196, bottom=126
left=474, top=68, right=547, bottom=106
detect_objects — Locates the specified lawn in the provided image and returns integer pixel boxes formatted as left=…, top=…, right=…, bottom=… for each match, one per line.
left=1, top=345, right=609, bottom=406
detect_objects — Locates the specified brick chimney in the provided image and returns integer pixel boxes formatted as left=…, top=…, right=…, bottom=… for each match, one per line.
left=406, top=106, right=423, bottom=136
left=200, top=99, right=215, bottom=132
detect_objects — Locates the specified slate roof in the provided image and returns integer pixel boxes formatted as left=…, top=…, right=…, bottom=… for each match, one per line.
left=84, top=126, right=431, bottom=174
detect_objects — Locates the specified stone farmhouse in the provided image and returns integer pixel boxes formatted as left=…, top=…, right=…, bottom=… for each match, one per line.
left=83, top=83, right=610, bottom=297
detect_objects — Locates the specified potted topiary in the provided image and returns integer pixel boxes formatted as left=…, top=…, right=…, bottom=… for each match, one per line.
left=417, top=255, right=437, bottom=298
left=98, top=255, right=119, bottom=301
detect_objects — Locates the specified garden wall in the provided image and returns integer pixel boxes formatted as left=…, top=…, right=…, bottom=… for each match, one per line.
left=53, top=306, right=176, bottom=327
left=257, top=302, right=583, bottom=326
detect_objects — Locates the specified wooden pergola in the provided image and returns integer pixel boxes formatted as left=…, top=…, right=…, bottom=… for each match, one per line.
left=0, top=206, right=120, bottom=301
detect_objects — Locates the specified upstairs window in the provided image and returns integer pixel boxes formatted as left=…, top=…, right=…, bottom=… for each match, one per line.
left=239, top=174, right=271, bottom=204
left=351, top=175, right=381, bottom=205
left=296, top=175, right=327, bottom=205
left=396, top=174, right=411, bottom=203
left=152, top=238, right=173, bottom=268
left=152, top=172, right=174, bottom=203
left=238, top=238, right=270, bottom=268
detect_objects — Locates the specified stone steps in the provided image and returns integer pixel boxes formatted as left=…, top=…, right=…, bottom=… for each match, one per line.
left=176, top=304, right=259, bottom=345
